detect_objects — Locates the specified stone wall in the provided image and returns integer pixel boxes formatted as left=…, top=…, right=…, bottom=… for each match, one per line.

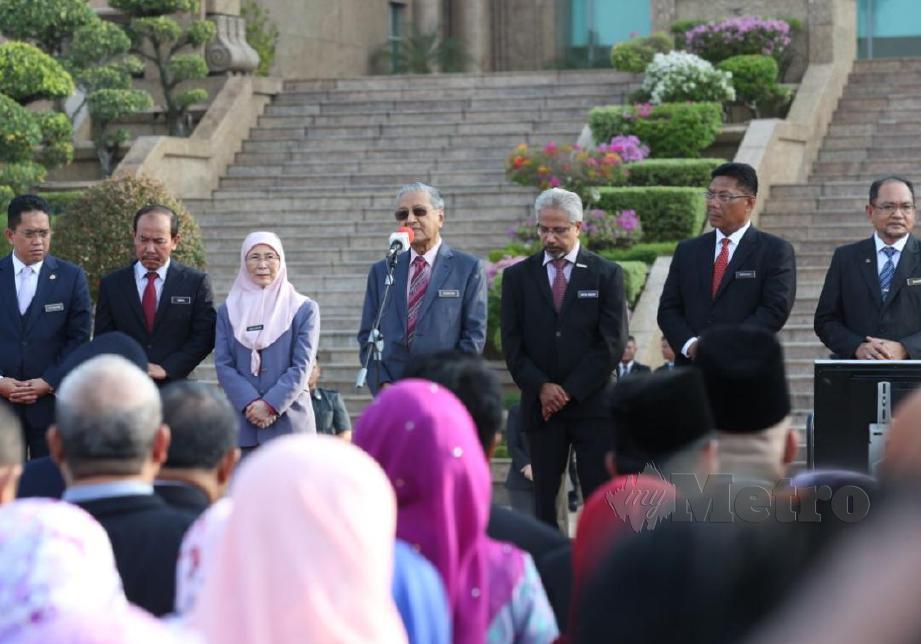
left=491, top=0, right=562, bottom=71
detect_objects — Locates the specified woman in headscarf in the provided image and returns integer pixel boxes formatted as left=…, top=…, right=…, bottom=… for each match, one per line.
left=215, top=232, right=320, bottom=452
left=354, top=379, right=559, bottom=644
left=0, top=498, right=196, bottom=644
left=187, top=434, right=409, bottom=643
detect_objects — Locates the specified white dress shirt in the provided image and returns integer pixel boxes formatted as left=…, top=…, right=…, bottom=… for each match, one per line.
left=873, top=232, right=908, bottom=274
left=406, top=237, right=442, bottom=300
left=542, top=241, right=581, bottom=287
left=12, top=253, right=42, bottom=315
left=134, top=259, right=170, bottom=306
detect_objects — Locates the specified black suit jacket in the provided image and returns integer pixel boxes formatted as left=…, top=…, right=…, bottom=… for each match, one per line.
left=154, top=481, right=211, bottom=517
left=657, top=226, right=796, bottom=363
left=17, top=456, right=65, bottom=498
left=75, top=494, right=195, bottom=616
left=504, top=405, right=532, bottom=491
left=619, top=361, right=650, bottom=378
left=94, top=261, right=216, bottom=381
left=501, top=248, right=627, bottom=429
left=815, top=235, right=921, bottom=358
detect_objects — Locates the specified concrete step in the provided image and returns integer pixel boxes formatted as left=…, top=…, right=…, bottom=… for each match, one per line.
left=831, top=109, right=921, bottom=124
left=259, top=106, right=590, bottom=128
left=246, top=119, right=584, bottom=142
left=198, top=219, right=515, bottom=239
left=202, top=230, right=499, bottom=253
left=282, top=69, right=637, bottom=91
left=227, top=158, right=508, bottom=177
left=195, top=207, right=530, bottom=226
left=218, top=171, right=517, bottom=190
left=811, top=158, right=921, bottom=176
left=818, top=146, right=921, bottom=162
left=272, top=93, right=624, bottom=114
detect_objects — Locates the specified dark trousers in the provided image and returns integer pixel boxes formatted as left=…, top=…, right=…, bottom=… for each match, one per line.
left=16, top=410, right=49, bottom=460
left=528, top=415, right=609, bottom=530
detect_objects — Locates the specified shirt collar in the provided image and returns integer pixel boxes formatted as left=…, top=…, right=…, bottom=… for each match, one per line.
left=62, top=480, right=154, bottom=503
left=874, top=232, right=909, bottom=254
left=715, top=221, right=751, bottom=247
left=409, top=238, right=442, bottom=266
left=11, top=253, right=42, bottom=276
left=543, top=240, right=581, bottom=266
left=134, top=258, right=170, bottom=282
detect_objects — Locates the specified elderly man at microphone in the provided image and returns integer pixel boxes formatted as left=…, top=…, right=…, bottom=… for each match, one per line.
left=357, top=182, right=487, bottom=394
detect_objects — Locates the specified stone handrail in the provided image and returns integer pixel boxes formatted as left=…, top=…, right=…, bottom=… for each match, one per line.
left=114, top=76, right=282, bottom=200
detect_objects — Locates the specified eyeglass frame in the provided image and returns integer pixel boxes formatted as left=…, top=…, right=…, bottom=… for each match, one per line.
left=870, top=201, right=917, bottom=215
left=702, top=191, right=754, bottom=203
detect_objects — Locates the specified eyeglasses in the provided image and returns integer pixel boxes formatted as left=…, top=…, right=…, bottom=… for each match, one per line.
left=246, top=253, right=280, bottom=265
left=17, top=229, right=50, bottom=240
left=536, top=224, right=574, bottom=236
left=872, top=202, right=916, bottom=215
left=395, top=206, right=430, bottom=221
left=703, top=191, right=752, bottom=203
left=136, top=235, right=171, bottom=247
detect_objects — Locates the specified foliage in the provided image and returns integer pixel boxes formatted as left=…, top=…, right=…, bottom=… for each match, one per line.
left=0, top=94, right=43, bottom=163
left=614, top=260, right=649, bottom=308
left=507, top=207, right=641, bottom=252
left=642, top=51, right=735, bottom=104
left=371, top=29, right=469, bottom=74
left=54, top=176, right=206, bottom=302
left=589, top=102, right=723, bottom=158
left=717, top=54, right=778, bottom=117
left=598, top=241, right=678, bottom=264
left=0, top=162, right=46, bottom=201
left=0, top=0, right=95, bottom=55
left=626, top=158, right=724, bottom=187
left=39, top=190, right=85, bottom=218
left=505, top=141, right=628, bottom=202
left=241, top=0, right=278, bottom=76
left=610, top=32, right=673, bottom=73
left=684, top=16, right=792, bottom=65
left=603, top=135, right=650, bottom=163
left=0, top=42, right=75, bottom=104
left=670, top=19, right=705, bottom=49
left=34, top=111, right=74, bottom=168
left=111, top=0, right=216, bottom=136
left=596, top=187, right=707, bottom=242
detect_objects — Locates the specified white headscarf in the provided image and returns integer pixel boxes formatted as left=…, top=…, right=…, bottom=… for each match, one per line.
left=225, top=232, right=308, bottom=376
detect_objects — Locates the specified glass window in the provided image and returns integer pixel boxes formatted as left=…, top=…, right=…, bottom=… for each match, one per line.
left=389, top=2, right=405, bottom=72
left=858, top=0, right=921, bottom=58
left=566, top=0, right=651, bottom=67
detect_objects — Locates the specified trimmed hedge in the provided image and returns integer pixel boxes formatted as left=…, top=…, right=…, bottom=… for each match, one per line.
left=600, top=241, right=678, bottom=264
left=718, top=54, right=778, bottom=114
left=610, top=32, right=673, bottom=73
left=627, top=158, right=725, bottom=187
left=40, top=190, right=84, bottom=218
left=617, top=260, right=650, bottom=308
left=597, top=187, right=706, bottom=242
left=589, top=102, right=723, bottom=158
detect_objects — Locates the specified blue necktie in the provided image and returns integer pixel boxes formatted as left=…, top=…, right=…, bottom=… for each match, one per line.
left=879, top=246, right=897, bottom=301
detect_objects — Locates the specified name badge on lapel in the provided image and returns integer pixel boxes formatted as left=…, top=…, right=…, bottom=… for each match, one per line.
left=44, top=303, right=64, bottom=312
left=578, top=290, right=599, bottom=299
left=246, top=324, right=264, bottom=332
left=908, top=278, right=921, bottom=287
left=438, top=289, right=460, bottom=298
left=171, top=296, right=192, bottom=304
left=576, top=263, right=588, bottom=269
left=735, top=270, right=757, bottom=279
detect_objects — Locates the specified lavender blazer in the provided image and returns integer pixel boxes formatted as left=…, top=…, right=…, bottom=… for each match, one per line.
left=214, top=300, right=320, bottom=447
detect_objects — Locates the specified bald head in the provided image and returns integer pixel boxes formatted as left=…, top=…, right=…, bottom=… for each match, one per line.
left=884, top=388, right=921, bottom=480
left=54, top=355, right=164, bottom=478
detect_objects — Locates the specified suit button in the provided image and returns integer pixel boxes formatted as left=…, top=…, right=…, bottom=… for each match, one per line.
left=555, top=331, right=561, bottom=338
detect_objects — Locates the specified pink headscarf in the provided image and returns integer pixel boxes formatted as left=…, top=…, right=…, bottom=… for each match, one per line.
left=226, top=232, right=308, bottom=376
left=353, top=379, right=525, bottom=644
left=174, top=498, right=233, bottom=615
left=187, top=434, right=408, bottom=644
left=0, top=499, right=196, bottom=644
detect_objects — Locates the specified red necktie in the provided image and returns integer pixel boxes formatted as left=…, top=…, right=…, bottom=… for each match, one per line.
left=407, top=256, right=431, bottom=344
left=142, top=272, right=158, bottom=332
left=552, top=258, right=569, bottom=312
left=711, top=238, right=730, bottom=299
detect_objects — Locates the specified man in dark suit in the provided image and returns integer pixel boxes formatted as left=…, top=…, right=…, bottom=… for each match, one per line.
left=155, top=381, right=240, bottom=517
left=658, top=162, right=796, bottom=364
left=309, top=362, right=352, bottom=440
left=358, top=182, right=487, bottom=394
left=0, top=195, right=92, bottom=457
left=618, top=335, right=651, bottom=378
left=815, top=176, right=921, bottom=359
left=654, top=335, right=677, bottom=372
left=0, top=403, right=22, bottom=504
left=501, top=187, right=628, bottom=529
left=94, top=204, right=215, bottom=384
left=48, top=353, right=194, bottom=616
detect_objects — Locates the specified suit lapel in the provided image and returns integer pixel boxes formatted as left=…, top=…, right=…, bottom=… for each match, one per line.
left=530, top=252, right=556, bottom=313
left=22, top=256, right=58, bottom=333
left=560, top=249, right=592, bottom=315
left=858, top=238, right=884, bottom=309
left=884, top=235, right=921, bottom=309
left=714, top=227, right=759, bottom=301
left=123, top=264, right=148, bottom=331
left=153, top=263, right=180, bottom=333
left=416, top=244, right=454, bottom=324
left=0, top=255, right=20, bottom=332
left=392, top=252, right=410, bottom=338
left=697, top=231, right=716, bottom=301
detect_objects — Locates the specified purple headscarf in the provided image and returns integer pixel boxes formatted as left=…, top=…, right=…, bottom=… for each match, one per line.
left=354, top=379, right=524, bottom=644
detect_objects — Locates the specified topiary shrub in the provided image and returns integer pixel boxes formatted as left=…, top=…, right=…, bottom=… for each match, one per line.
left=717, top=54, right=779, bottom=117
left=596, top=187, right=707, bottom=242
left=642, top=51, right=735, bottom=104
left=599, top=241, right=678, bottom=265
left=0, top=0, right=95, bottom=55
left=626, top=158, right=725, bottom=187
left=0, top=41, right=75, bottom=104
left=613, top=260, right=649, bottom=308
left=610, top=32, right=673, bottom=73
left=670, top=19, right=706, bottom=49
left=684, top=17, right=792, bottom=65
left=589, top=102, right=723, bottom=158
left=54, top=175, right=206, bottom=301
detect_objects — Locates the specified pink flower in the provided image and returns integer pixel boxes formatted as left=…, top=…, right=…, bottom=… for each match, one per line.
left=543, top=141, right=558, bottom=155
left=617, top=209, right=639, bottom=232
left=635, top=102, right=653, bottom=118
left=548, top=176, right=561, bottom=188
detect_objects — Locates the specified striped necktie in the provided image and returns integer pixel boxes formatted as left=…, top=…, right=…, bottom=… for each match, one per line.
left=407, top=256, right=431, bottom=344
left=879, top=246, right=897, bottom=301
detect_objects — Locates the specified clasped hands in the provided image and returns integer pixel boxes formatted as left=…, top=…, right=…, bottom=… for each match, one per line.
left=0, top=377, right=52, bottom=404
left=245, top=399, right=278, bottom=429
left=539, top=382, right=570, bottom=421
left=855, top=336, right=908, bottom=360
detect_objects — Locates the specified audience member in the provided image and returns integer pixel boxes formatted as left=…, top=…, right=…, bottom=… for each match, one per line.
left=354, top=379, right=559, bottom=643
left=504, top=403, right=535, bottom=515
left=174, top=498, right=233, bottom=615
left=0, top=403, right=23, bottom=504
left=618, top=335, right=650, bottom=378
left=309, top=362, right=352, bottom=439
left=187, top=434, right=410, bottom=643
left=47, top=354, right=195, bottom=616
left=156, top=381, right=240, bottom=517
left=654, top=335, right=676, bottom=372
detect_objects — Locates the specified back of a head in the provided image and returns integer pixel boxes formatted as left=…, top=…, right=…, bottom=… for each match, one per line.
left=608, top=369, right=714, bottom=475
left=0, top=403, right=23, bottom=466
left=160, top=382, right=238, bottom=470
left=55, top=355, right=162, bottom=478
left=403, top=350, right=503, bottom=454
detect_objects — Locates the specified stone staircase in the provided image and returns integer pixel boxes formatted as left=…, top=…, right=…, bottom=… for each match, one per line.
left=758, top=58, right=921, bottom=435
left=186, top=69, right=639, bottom=416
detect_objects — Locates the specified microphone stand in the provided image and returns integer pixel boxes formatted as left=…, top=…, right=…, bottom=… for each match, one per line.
left=356, top=248, right=401, bottom=391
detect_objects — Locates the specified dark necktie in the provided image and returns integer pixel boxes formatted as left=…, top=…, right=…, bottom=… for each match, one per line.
left=142, top=272, right=158, bottom=332
left=712, top=238, right=730, bottom=298
left=407, top=256, right=431, bottom=344
left=552, top=258, right=568, bottom=312
left=879, top=246, right=897, bottom=301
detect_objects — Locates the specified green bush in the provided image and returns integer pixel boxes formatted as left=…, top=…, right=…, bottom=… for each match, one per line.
left=596, top=187, right=706, bottom=242
left=0, top=0, right=95, bottom=55
left=617, top=260, right=650, bottom=308
left=54, top=176, right=206, bottom=302
left=0, top=94, right=42, bottom=163
left=718, top=54, right=779, bottom=116
left=599, top=241, right=679, bottom=264
left=610, top=32, right=673, bottom=73
left=40, top=190, right=84, bottom=218
left=590, top=102, right=723, bottom=158
left=627, top=158, right=725, bottom=187
left=242, top=0, right=279, bottom=76
left=670, top=19, right=705, bottom=48
left=485, top=272, right=504, bottom=359
left=0, top=41, right=75, bottom=104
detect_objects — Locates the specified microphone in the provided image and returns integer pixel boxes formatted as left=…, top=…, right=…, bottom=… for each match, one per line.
left=387, top=226, right=414, bottom=258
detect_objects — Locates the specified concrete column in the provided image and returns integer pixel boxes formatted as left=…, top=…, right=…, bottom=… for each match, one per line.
left=457, top=0, right=490, bottom=71
left=413, top=0, right=441, bottom=35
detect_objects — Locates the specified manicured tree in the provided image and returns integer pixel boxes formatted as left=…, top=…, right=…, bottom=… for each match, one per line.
left=109, top=0, right=216, bottom=136
left=0, top=0, right=95, bottom=56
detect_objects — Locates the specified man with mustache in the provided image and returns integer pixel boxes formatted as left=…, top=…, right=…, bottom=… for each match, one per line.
left=94, top=205, right=215, bottom=385
left=501, top=187, right=627, bottom=530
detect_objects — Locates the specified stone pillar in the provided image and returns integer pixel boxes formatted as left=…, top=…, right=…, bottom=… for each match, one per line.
left=204, top=0, right=260, bottom=75
left=414, top=0, right=442, bottom=35
left=809, top=0, right=856, bottom=64
left=651, top=0, right=677, bottom=33
left=457, top=0, right=490, bottom=71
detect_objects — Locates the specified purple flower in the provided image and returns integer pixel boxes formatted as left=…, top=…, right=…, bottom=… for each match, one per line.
left=617, top=209, right=639, bottom=232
